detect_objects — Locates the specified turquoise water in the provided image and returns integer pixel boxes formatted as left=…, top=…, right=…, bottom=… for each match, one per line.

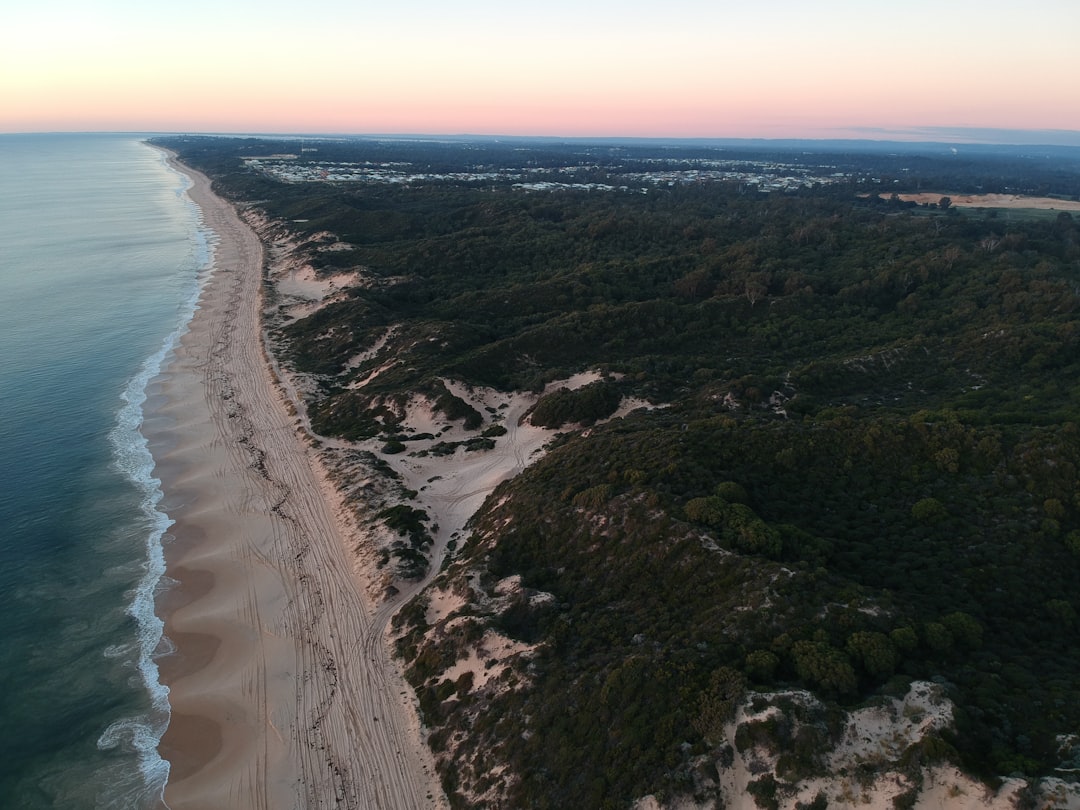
left=0, top=133, right=210, bottom=807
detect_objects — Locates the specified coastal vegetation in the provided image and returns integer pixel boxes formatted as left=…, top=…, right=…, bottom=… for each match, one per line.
left=156, top=135, right=1080, bottom=807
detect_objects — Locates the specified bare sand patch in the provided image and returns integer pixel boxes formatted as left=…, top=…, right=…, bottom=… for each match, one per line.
left=370, top=384, right=555, bottom=558
left=892, top=192, right=1080, bottom=211
left=275, top=263, right=360, bottom=302
left=440, top=629, right=536, bottom=692
left=424, top=586, right=467, bottom=625
left=636, top=682, right=1078, bottom=810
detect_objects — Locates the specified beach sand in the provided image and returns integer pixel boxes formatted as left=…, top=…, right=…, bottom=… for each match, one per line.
left=147, top=155, right=444, bottom=809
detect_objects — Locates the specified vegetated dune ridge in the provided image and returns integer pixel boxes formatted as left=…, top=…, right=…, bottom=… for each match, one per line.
left=250, top=211, right=646, bottom=605
left=148, top=153, right=445, bottom=810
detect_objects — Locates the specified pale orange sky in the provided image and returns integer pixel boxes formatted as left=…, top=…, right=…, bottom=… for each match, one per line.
left=3, top=0, right=1079, bottom=141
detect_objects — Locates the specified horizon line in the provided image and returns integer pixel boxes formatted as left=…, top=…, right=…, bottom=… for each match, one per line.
left=5, top=126, right=1080, bottom=149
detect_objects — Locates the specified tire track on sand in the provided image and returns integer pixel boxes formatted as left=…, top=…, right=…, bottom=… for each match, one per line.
left=159, top=156, right=444, bottom=810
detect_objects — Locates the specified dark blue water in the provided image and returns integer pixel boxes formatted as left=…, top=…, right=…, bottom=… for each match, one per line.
left=0, top=133, right=210, bottom=808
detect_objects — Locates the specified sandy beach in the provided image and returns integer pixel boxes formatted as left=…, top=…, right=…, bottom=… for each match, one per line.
left=147, top=154, right=444, bottom=810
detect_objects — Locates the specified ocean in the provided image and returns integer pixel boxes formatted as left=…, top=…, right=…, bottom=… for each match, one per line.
left=0, top=133, right=210, bottom=808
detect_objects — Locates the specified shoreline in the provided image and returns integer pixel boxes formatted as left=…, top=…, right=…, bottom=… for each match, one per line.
left=147, top=151, right=444, bottom=809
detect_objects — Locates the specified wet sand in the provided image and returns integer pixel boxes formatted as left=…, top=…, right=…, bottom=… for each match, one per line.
left=148, top=154, right=443, bottom=809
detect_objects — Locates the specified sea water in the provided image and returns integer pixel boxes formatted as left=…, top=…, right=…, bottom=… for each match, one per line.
left=0, top=133, right=209, bottom=808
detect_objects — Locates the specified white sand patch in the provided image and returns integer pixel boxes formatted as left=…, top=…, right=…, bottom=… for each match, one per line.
left=634, top=797, right=717, bottom=810
left=276, top=264, right=361, bottom=301
left=351, top=372, right=660, bottom=592
left=609, top=396, right=660, bottom=421
left=368, top=382, right=559, bottom=547
left=424, top=587, right=467, bottom=626
left=321, top=376, right=591, bottom=597
left=669, top=681, right=1065, bottom=810
left=398, top=396, right=447, bottom=438
left=347, top=359, right=401, bottom=390
left=533, top=372, right=662, bottom=428
left=542, top=370, right=603, bottom=392
left=714, top=693, right=812, bottom=806
left=1032, top=778, right=1080, bottom=809
left=273, top=267, right=357, bottom=324
left=493, top=575, right=522, bottom=596
left=912, top=767, right=1029, bottom=809
left=344, top=325, right=400, bottom=371
left=440, top=648, right=486, bottom=688
left=270, top=365, right=632, bottom=599
left=254, top=226, right=363, bottom=324
left=316, top=240, right=356, bottom=253
left=440, top=629, right=535, bottom=692
left=828, top=681, right=952, bottom=768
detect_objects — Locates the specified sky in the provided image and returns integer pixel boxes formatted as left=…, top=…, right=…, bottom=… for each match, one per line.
left=3, top=0, right=1079, bottom=142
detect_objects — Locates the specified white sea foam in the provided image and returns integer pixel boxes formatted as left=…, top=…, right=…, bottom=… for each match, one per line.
left=96, top=150, right=216, bottom=807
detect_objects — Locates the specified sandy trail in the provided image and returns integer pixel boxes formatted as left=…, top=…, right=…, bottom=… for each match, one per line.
left=148, top=153, right=443, bottom=810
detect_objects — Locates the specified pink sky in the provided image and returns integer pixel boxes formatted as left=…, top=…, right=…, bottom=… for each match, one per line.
left=3, top=0, right=1079, bottom=141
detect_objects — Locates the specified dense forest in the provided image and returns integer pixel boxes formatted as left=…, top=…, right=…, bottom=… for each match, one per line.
left=156, top=135, right=1080, bottom=808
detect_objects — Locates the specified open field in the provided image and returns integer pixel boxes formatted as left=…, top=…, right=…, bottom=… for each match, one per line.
left=892, top=192, right=1080, bottom=211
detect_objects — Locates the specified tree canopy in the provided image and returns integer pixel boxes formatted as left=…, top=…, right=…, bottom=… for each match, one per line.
left=156, top=134, right=1080, bottom=808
